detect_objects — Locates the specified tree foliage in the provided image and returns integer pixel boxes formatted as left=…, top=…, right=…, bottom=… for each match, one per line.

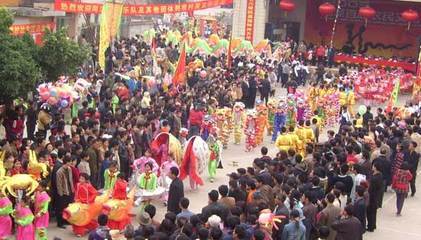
left=0, top=8, right=41, bottom=103
left=38, top=28, right=90, bottom=81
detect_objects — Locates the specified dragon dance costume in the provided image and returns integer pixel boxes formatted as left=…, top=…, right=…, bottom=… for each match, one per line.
left=214, top=109, right=230, bottom=149
left=34, top=191, right=50, bottom=240
left=267, top=99, right=277, bottom=137
left=244, top=110, right=257, bottom=152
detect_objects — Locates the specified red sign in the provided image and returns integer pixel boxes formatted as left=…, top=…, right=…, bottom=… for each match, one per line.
left=10, top=22, right=55, bottom=35
left=54, top=0, right=233, bottom=16
left=244, top=0, right=255, bottom=42
left=334, top=54, right=416, bottom=72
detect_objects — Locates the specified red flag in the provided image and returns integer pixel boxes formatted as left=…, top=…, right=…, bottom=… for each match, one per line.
left=172, top=42, right=186, bottom=86
left=227, top=35, right=233, bottom=68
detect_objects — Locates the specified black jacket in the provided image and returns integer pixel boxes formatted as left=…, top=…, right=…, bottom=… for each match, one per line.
left=353, top=197, right=366, bottom=233
left=167, top=178, right=184, bottom=214
left=368, top=172, right=384, bottom=209
left=201, top=202, right=230, bottom=222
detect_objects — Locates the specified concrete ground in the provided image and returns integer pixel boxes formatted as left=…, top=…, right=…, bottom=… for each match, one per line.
left=45, top=86, right=420, bottom=239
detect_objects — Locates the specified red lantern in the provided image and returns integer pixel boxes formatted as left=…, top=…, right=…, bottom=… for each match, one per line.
left=319, top=2, right=336, bottom=21
left=401, top=9, right=419, bottom=30
left=358, top=6, right=376, bottom=26
left=279, top=0, right=296, bottom=16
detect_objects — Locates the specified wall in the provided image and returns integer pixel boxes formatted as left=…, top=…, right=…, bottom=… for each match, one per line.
left=304, top=0, right=421, bottom=58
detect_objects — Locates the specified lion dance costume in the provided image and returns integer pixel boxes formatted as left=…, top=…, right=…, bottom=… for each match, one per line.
left=244, top=110, right=257, bottom=152
left=207, top=127, right=222, bottom=182
left=255, top=101, right=269, bottom=146
left=214, top=109, right=230, bottom=149
left=232, top=102, right=245, bottom=145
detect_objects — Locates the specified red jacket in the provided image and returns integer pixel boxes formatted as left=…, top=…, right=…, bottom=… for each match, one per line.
left=189, top=109, right=204, bottom=126
left=392, top=169, right=412, bottom=193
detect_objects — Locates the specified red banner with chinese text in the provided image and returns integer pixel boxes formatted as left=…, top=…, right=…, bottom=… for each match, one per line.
left=244, top=0, right=255, bottom=42
left=10, top=22, right=55, bottom=36
left=54, top=0, right=233, bottom=16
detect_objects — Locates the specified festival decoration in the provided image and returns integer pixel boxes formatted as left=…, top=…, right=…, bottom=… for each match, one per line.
left=401, top=9, right=419, bottom=30
left=27, top=150, right=49, bottom=181
left=99, top=0, right=123, bottom=70
left=358, top=6, right=376, bottom=26
left=172, top=42, right=187, bottom=86
left=319, top=2, right=336, bottom=21
left=9, top=22, right=55, bottom=36
left=55, top=0, right=234, bottom=15
left=279, top=0, right=296, bottom=15
left=245, top=0, right=256, bottom=41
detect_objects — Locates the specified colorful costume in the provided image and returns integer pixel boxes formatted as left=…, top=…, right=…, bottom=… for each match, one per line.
left=232, top=102, right=245, bottom=144
left=275, top=132, right=293, bottom=152
left=200, top=115, right=214, bottom=141
left=103, top=180, right=134, bottom=230
left=34, top=191, right=50, bottom=240
left=286, top=95, right=296, bottom=129
left=138, top=171, right=158, bottom=191
left=255, top=102, right=269, bottom=146
left=104, top=169, right=120, bottom=191
left=180, top=136, right=210, bottom=189
left=0, top=197, right=12, bottom=239
left=267, top=99, right=277, bottom=137
left=207, top=130, right=222, bottom=182
left=15, top=204, right=35, bottom=240
left=244, top=110, right=257, bottom=152
left=71, top=182, right=99, bottom=235
left=214, top=109, right=229, bottom=149
left=150, top=132, right=183, bottom=166
left=347, top=89, right=355, bottom=116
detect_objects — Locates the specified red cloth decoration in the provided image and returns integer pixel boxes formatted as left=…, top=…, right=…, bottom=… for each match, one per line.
left=179, top=137, right=204, bottom=185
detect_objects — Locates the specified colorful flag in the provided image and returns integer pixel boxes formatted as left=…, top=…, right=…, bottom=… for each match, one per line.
left=172, top=42, right=187, bottom=86
left=99, top=0, right=123, bottom=70
left=227, top=35, right=233, bottom=68
left=386, top=79, right=400, bottom=112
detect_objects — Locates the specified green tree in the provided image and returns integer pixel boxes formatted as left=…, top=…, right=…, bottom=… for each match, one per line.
left=38, top=28, right=90, bottom=81
left=0, top=8, right=41, bottom=103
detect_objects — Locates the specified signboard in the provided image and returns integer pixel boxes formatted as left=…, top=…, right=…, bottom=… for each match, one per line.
left=244, top=0, right=255, bottom=42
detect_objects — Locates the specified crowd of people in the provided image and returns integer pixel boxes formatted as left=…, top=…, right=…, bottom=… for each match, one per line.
left=0, top=21, right=419, bottom=240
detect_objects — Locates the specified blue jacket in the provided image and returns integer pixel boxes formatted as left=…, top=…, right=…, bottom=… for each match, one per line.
left=282, top=221, right=306, bottom=240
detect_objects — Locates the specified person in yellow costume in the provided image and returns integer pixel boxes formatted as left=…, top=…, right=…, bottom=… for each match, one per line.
left=347, top=86, right=356, bottom=117
left=308, top=83, right=319, bottom=112
left=339, top=87, right=348, bottom=109
left=354, top=113, right=363, bottom=129
left=275, top=127, right=292, bottom=152
left=303, top=120, right=315, bottom=145
left=288, top=126, right=304, bottom=157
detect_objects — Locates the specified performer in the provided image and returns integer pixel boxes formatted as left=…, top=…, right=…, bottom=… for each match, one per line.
left=73, top=173, right=98, bottom=236
left=296, top=99, right=306, bottom=124
left=112, top=173, right=128, bottom=200
left=286, top=95, right=296, bottom=129
left=232, top=102, right=245, bottom=145
left=103, top=161, right=119, bottom=191
left=179, top=128, right=189, bottom=147
left=200, top=115, right=214, bottom=141
left=347, top=85, right=356, bottom=117
left=275, top=127, right=292, bottom=152
left=207, top=127, right=221, bottom=182
left=159, top=153, right=179, bottom=204
left=133, top=149, right=159, bottom=174
left=255, top=101, right=268, bottom=146
left=179, top=136, right=209, bottom=190
left=244, top=110, right=257, bottom=152
left=34, top=181, right=50, bottom=240
left=214, top=109, right=229, bottom=149
left=138, top=162, right=158, bottom=191
left=14, top=197, right=35, bottom=240
left=0, top=190, right=12, bottom=239
left=267, top=99, right=277, bottom=137
left=224, top=107, right=234, bottom=142
left=105, top=173, right=132, bottom=230
left=271, top=103, right=286, bottom=143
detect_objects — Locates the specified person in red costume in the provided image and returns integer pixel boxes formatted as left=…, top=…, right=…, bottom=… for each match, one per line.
left=112, top=173, right=128, bottom=200
left=72, top=173, right=98, bottom=236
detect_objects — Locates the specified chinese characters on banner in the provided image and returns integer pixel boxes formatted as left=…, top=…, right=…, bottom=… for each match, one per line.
left=9, top=22, right=55, bottom=35
left=54, top=0, right=233, bottom=16
left=244, top=0, right=255, bottom=42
